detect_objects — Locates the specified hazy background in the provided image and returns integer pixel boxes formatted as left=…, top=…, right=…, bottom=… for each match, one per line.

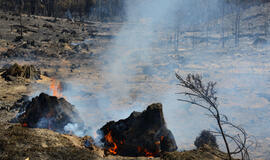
left=37, top=0, right=270, bottom=153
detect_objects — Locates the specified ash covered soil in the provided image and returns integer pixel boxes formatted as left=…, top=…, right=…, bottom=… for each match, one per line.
left=0, top=2, right=270, bottom=159
left=0, top=11, right=231, bottom=160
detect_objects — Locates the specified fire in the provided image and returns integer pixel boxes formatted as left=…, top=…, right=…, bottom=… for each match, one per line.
left=103, top=130, right=161, bottom=157
left=144, top=149, right=155, bottom=158
left=22, top=123, right=28, bottom=127
left=160, top=136, right=164, bottom=141
left=50, top=78, right=63, bottom=98
left=105, top=131, right=118, bottom=155
left=137, top=146, right=158, bottom=158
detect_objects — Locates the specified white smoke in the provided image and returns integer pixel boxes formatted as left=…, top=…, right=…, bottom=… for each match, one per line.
left=64, top=123, right=85, bottom=137
left=94, top=0, right=221, bottom=149
left=60, top=0, right=223, bottom=149
left=59, top=0, right=270, bottom=154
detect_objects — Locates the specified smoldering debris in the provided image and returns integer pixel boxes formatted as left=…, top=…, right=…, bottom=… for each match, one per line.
left=99, top=103, right=177, bottom=157
left=10, top=93, right=178, bottom=158
left=13, top=93, right=84, bottom=133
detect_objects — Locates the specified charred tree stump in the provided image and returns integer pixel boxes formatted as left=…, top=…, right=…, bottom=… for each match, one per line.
left=99, top=103, right=177, bottom=157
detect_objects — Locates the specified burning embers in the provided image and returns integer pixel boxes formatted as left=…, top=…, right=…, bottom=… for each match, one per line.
left=15, top=93, right=83, bottom=132
left=99, top=103, right=177, bottom=157
left=12, top=90, right=177, bottom=158
left=50, top=78, right=63, bottom=98
left=105, top=130, right=118, bottom=155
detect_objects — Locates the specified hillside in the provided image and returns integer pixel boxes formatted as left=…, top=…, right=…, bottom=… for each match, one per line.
left=0, top=1, right=270, bottom=160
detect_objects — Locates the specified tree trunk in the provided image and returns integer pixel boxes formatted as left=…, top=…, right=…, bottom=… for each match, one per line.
left=264, top=3, right=269, bottom=37
left=234, top=3, right=241, bottom=47
left=19, top=0, right=24, bottom=37
left=222, top=1, right=225, bottom=48
left=216, top=112, right=232, bottom=160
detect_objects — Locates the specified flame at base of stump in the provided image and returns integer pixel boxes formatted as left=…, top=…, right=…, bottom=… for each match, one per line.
left=99, top=103, right=177, bottom=157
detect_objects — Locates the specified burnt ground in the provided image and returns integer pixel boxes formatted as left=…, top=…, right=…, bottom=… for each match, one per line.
left=0, top=5, right=269, bottom=159
left=0, top=11, right=235, bottom=160
left=0, top=9, right=115, bottom=118
left=0, top=122, right=232, bottom=160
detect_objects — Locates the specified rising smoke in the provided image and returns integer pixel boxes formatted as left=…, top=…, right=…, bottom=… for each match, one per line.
left=59, top=0, right=270, bottom=152
left=60, top=0, right=226, bottom=149
left=95, top=0, right=220, bottom=149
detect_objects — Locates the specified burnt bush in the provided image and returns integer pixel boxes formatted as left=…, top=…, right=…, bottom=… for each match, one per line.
left=1, top=63, right=41, bottom=81
left=194, top=130, right=218, bottom=149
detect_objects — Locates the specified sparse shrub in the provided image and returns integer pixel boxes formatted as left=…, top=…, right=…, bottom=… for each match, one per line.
left=194, top=130, right=218, bottom=149
left=176, top=73, right=254, bottom=160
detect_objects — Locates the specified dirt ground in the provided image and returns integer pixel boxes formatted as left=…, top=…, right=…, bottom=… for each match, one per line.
left=0, top=10, right=253, bottom=160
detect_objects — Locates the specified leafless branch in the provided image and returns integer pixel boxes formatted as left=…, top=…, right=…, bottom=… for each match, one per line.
left=176, top=73, right=254, bottom=160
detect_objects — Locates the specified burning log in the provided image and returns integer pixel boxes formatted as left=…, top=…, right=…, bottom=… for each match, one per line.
left=15, top=93, right=83, bottom=132
left=99, top=103, right=177, bottom=157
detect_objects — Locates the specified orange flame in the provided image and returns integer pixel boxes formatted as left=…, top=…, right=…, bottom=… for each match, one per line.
left=105, top=131, right=118, bottom=155
left=160, top=136, right=164, bottom=141
left=137, top=145, right=159, bottom=157
left=144, top=149, right=155, bottom=158
left=50, top=78, right=63, bottom=98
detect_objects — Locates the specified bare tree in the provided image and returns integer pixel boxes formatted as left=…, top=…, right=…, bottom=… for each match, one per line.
left=17, top=0, right=24, bottom=38
left=204, top=0, right=210, bottom=47
left=221, top=0, right=225, bottom=48
left=226, top=0, right=242, bottom=47
left=234, top=4, right=241, bottom=47
left=175, top=73, right=254, bottom=160
left=263, top=2, right=269, bottom=37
